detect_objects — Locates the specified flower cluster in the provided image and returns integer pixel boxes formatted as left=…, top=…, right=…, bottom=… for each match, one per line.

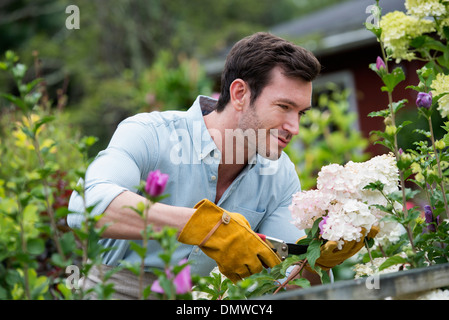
left=405, top=0, right=448, bottom=18
left=289, top=153, right=401, bottom=249
left=431, top=73, right=449, bottom=118
left=380, top=11, right=435, bottom=62
left=353, top=254, right=408, bottom=279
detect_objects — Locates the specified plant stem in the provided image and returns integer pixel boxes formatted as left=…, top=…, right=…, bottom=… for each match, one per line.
left=365, top=238, right=375, bottom=266
left=273, top=259, right=308, bottom=294
left=379, top=43, right=417, bottom=253
left=17, top=197, right=31, bottom=300
left=27, top=115, right=66, bottom=261
left=139, top=201, right=151, bottom=300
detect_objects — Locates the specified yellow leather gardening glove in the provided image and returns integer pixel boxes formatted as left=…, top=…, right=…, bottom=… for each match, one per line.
left=178, top=199, right=282, bottom=283
left=309, top=226, right=379, bottom=271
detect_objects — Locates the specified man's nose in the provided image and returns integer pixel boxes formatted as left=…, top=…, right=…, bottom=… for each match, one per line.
left=283, top=114, right=299, bottom=136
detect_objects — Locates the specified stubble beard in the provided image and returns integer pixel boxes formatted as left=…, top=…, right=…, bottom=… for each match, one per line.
left=237, top=105, right=280, bottom=161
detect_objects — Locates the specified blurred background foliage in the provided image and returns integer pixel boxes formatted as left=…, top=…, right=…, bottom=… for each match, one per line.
left=0, top=0, right=371, bottom=290
left=0, top=0, right=352, bottom=154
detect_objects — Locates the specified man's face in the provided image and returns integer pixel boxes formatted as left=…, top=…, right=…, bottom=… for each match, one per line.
left=238, top=67, right=313, bottom=160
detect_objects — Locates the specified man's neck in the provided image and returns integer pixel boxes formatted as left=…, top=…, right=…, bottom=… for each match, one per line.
left=203, top=108, right=254, bottom=165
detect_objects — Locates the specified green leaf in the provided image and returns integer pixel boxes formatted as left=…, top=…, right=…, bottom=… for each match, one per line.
left=443, top=26, right=449, bottom=40
left=306, top=239, right=322, bottom=269
left=411, top=35, right=446, bottom=52
left=366, top=24, right=382, bottom=38
left=26, top=238, right=45, bottom=255
left=381, top=67, right=405, bottom=93
left=121, top=261, right=140, bottom=276
left=368, top=108, right=390, bottom=118
left=33, top=115, right=55, bottom=135
left=26, top=78, right=44, bottom=93
left=51, top=253, right=71, bottom=267
left=414, top=128, right=431, bottom=138
left=289, top=278, right=311, bottom=289
left=307, top=217, right=322, bottom=239
left=129, top=241, right=146, bottom=259
left=143, top=284, right=153, bottom=299
left=392, top=99, right=408, bottom=113
left=60, top=231, right=76, bottom=256
left=363, top=180, right=384, bottom=191
left=378, top=255, right=408, bottom=271
left=1, top=93, right=28, bottom=112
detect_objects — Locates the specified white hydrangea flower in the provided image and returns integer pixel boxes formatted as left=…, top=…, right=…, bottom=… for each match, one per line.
left=320, top=211, right=363, bottom=249
left=290, top=153, right=401, bottom=250
left=289, top=189, right=331, bottom=230
left=375, top=220, right=405, bottom=246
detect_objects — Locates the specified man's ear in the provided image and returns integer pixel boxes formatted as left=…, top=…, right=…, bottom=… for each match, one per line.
left=229, top=79, right=248, bottom=111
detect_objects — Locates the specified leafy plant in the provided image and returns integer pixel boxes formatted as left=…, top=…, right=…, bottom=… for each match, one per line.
left=360, top=0, right=449, bottom=271
left=0, top=51, right=110, bottom=300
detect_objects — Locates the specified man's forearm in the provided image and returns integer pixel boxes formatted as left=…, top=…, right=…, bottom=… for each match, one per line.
left=97, top=190, right=195, bottom=240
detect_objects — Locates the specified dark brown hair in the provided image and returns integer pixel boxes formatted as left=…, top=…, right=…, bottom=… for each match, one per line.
left=215, top=32, right=321, bottom=112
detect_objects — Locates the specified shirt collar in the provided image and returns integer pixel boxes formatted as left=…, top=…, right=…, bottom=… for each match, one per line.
left=186, top=96, right=219, bottom=162
left=186, top=95, right=261, bottom=169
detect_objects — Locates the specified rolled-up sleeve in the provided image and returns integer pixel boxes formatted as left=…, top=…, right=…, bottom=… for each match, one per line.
left=67, top=118, right=158, bottom=229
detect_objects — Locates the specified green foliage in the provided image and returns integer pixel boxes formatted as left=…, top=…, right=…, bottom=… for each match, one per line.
left=67, top=51, right=213, bottom=155
left=0, top=0, right=353, bottom=155
left=137, top=51, right=213, bottom=112
left=357, top=0, right=449, bottom=274
left=0, top=51, right=110, bottom=300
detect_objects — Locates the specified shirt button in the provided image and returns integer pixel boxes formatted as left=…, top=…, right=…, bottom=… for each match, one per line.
left=214, top=153, right=220, bottom=159
left=211, top=175, right=217, bottom=181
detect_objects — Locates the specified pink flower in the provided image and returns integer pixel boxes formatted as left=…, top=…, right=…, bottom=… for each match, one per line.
left=150, top=279, right=164, bottom=294
left=173, top=261, right=192, bottom=294
left=376, top=56, right=386, bottom=71
left=145, top=170, right=169, bottom=197
left=151, top=259, right=192, bottom=295
left=319, top=216, right=328, bottom=235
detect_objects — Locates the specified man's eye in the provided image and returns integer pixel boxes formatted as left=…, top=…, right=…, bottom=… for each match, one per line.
left=279, top=104, right=289, bottom=110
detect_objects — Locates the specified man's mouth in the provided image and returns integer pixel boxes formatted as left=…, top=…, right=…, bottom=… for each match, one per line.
left=271, top=131, right=290, bottom=148
left=278, top=136, right=290, bottom=148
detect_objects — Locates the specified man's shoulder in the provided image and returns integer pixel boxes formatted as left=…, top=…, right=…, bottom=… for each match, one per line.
left=120, top=109, right=188, bottom=128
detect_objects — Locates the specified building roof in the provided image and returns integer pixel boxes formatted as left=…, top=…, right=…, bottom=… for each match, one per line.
left=270, top=0, right=405, bottom=55
left=204, top=0, right=406, bottom=75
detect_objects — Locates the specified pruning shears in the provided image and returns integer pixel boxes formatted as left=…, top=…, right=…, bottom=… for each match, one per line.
left=257, top=233, right=308, bottom=261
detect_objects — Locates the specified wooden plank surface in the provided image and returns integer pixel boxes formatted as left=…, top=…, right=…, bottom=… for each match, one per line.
left=258, top=263, right=449, bottom=300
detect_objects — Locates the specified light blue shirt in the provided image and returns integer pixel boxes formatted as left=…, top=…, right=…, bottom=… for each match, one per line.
left=68, top=95, right=305, bottom=276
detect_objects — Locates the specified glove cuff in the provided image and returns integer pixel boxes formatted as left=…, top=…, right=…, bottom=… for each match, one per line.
left=178, top=199, right=229, bottom=246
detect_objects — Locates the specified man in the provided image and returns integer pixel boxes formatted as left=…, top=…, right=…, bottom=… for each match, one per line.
left=68, top=32, right=321, bottom=299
